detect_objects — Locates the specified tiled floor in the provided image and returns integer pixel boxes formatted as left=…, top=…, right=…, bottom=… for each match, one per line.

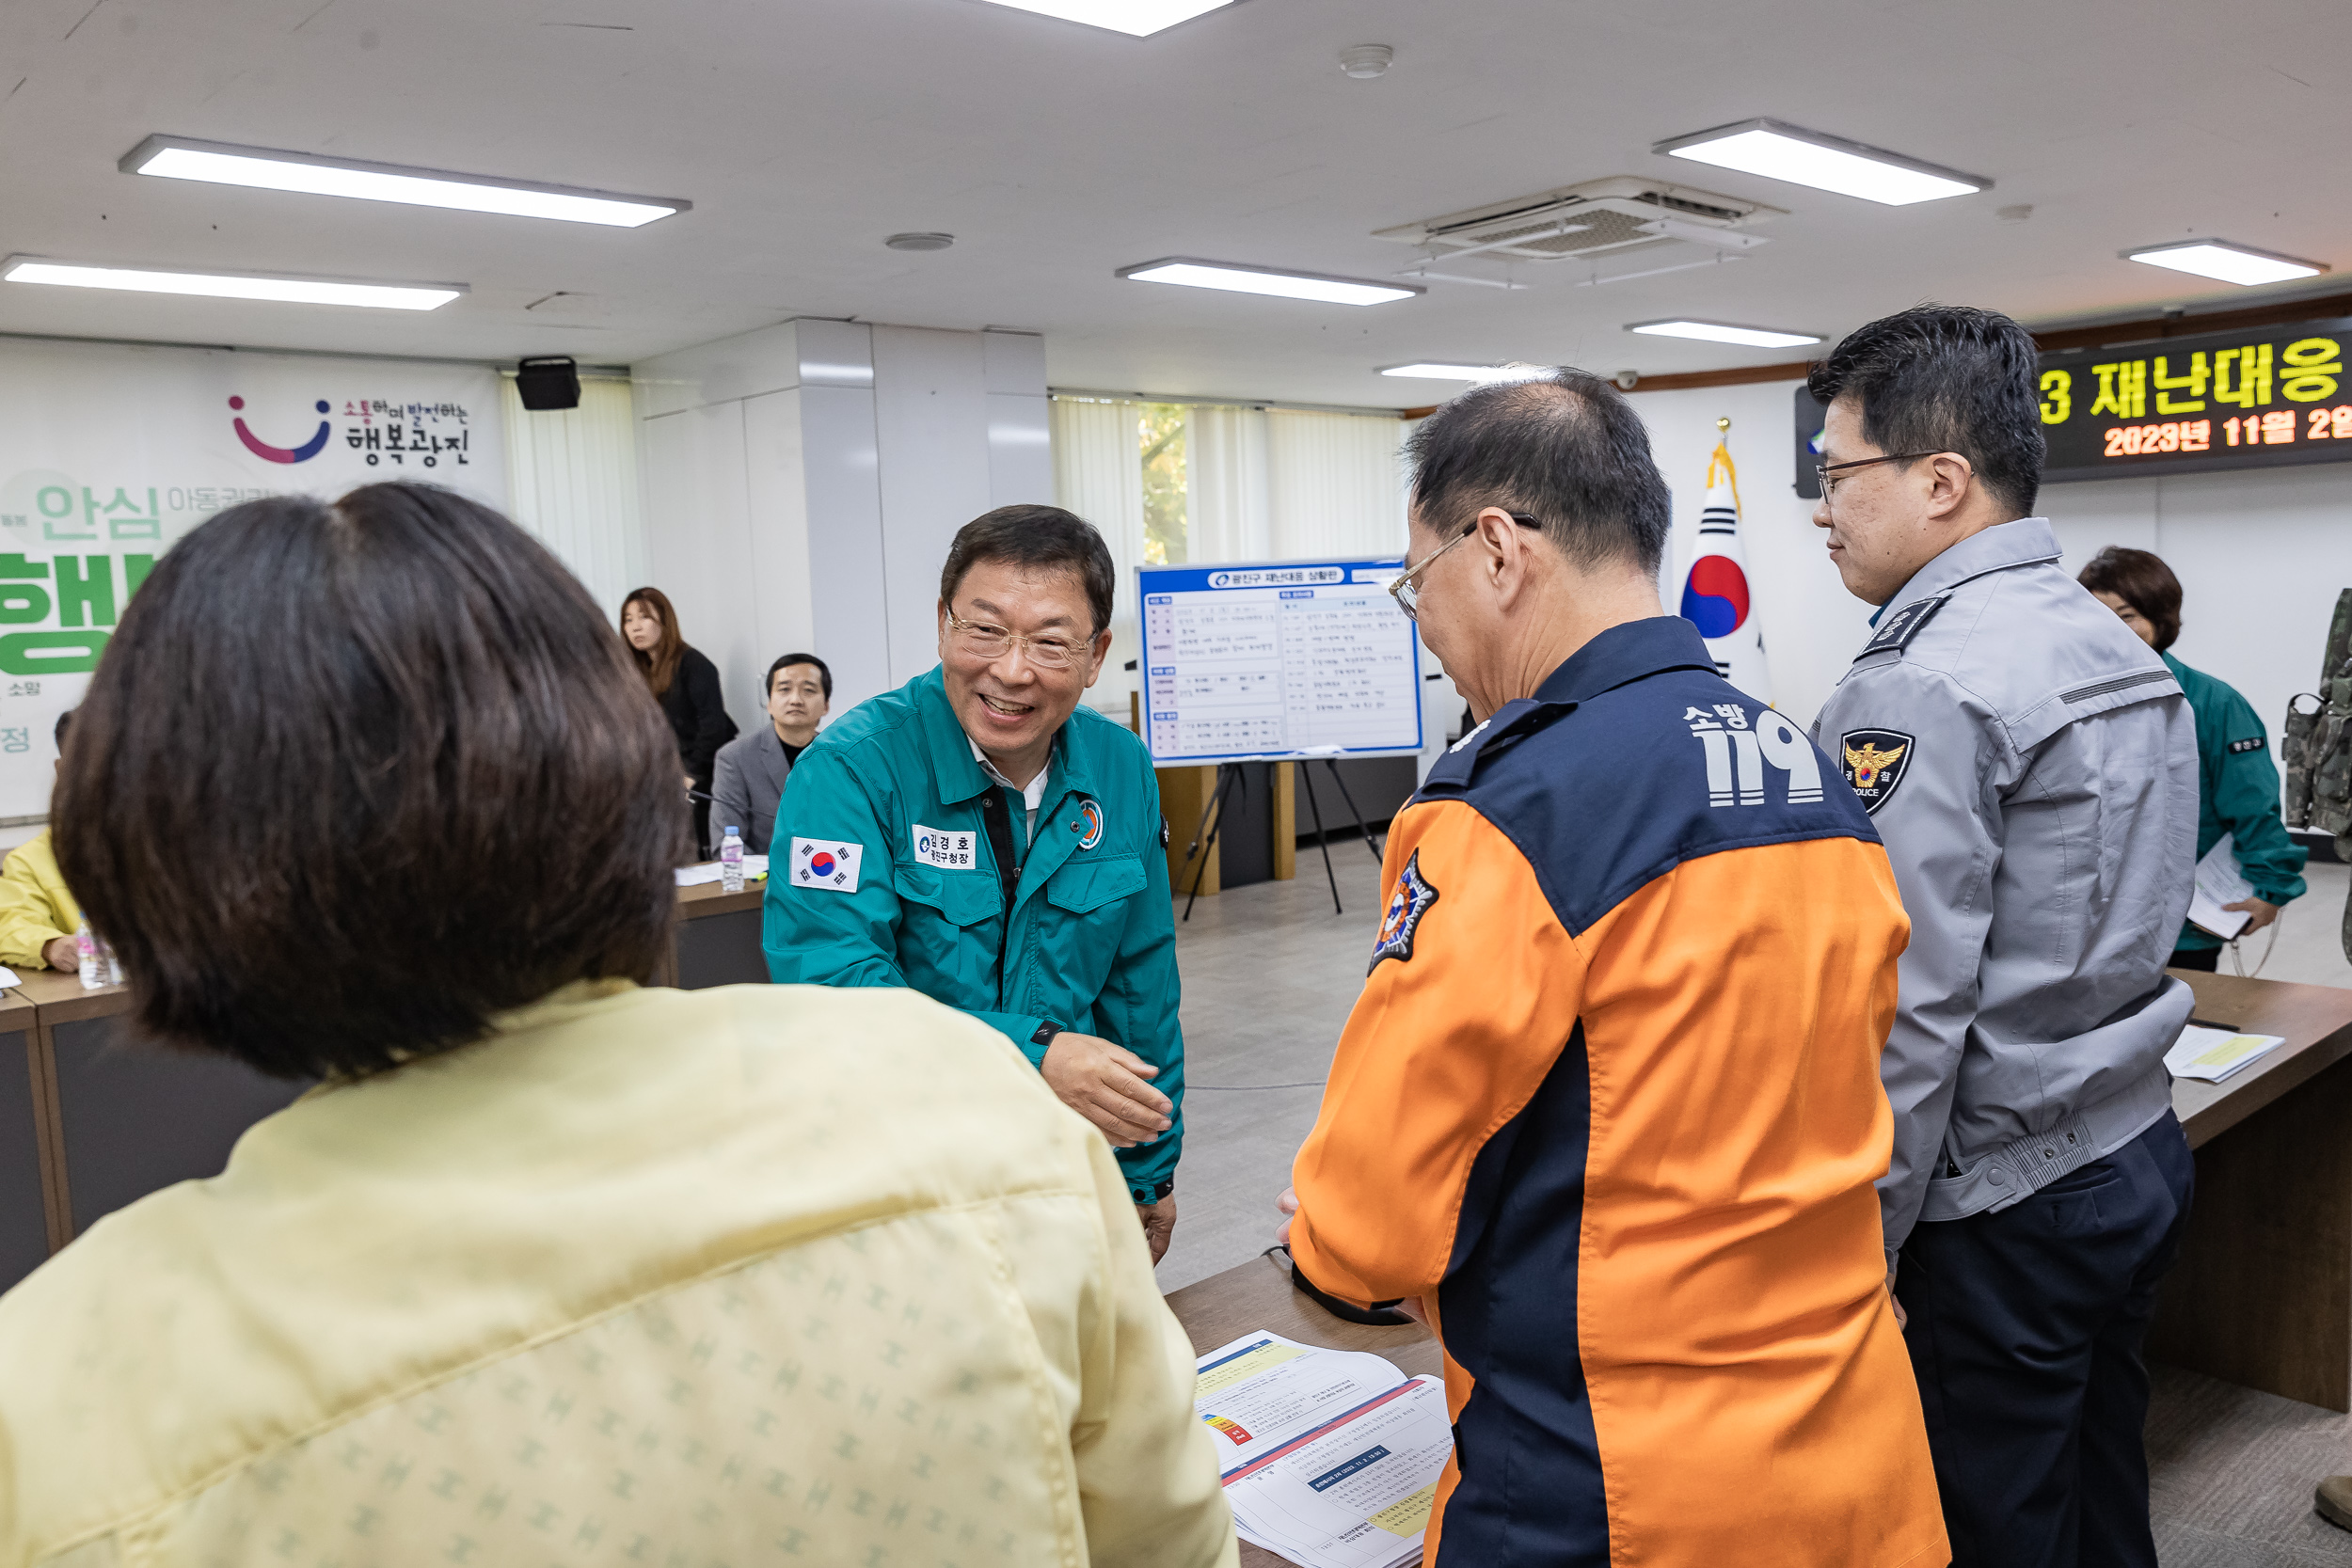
left=1160, top=850, right=2352, bottom=1563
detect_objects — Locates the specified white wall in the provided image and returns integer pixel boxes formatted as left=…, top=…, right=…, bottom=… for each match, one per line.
left=1627, top=376, right=2352, bottom=749
left=2045, top=463, right=2352, bottom=750
left=1631, top=377, right=1873, bottom=728
left=633, top=320, right=1047, bottom=728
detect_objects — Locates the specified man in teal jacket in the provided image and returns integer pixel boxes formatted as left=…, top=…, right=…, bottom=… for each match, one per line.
left=766, top=504, right=1186, bottom=1261
left=2082, top=546, right=2307, bottom=967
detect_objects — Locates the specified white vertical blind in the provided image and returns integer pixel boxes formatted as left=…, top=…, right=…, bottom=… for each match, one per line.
left=501, top=375, right=647, bottom=621
left=1265, top=409, right=1409, bottom=561
left=1050, top=397, right=1148, bottom=713
left=1186, top=404, right=1271, bottom=562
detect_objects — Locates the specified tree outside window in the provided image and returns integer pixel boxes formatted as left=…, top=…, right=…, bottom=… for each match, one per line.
left=1139, top=404, right=1188, bottom=566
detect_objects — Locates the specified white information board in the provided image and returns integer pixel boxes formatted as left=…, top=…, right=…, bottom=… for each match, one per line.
left=1139, top=559, right=1424, bottom=765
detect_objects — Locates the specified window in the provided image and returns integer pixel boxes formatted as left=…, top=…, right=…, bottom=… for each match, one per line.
left=1138, top=404, right=1188, bottom=565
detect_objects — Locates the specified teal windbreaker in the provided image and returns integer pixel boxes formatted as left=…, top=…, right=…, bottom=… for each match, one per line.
left=2166, top=652, right=2308, bottom=951
left=763, top=665, right=1184, bottom=1202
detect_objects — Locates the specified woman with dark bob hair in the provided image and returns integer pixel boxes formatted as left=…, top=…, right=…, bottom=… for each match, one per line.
left=2080, top=545, right=2306, bottom=970
left=0, top=484, right=1233, bottom=1567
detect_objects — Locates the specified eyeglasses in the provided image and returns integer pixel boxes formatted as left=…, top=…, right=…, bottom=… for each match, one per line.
left=1388, top=514, right=1542, bottom=621
left=946, top=610, right=1092, bottom=670
left=1814, top=451, right=1947, bottom=512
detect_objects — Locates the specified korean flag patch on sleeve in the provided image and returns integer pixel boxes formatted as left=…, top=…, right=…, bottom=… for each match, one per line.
left=1368, top=850, right=1438, bottom=974
left=790, top=837, right=864, bottom=893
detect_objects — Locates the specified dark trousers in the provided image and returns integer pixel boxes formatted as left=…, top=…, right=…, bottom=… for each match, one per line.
left=1895, top=1112, right=2194, bottom=1568
left=2166, top=945, right=2221, bottom=973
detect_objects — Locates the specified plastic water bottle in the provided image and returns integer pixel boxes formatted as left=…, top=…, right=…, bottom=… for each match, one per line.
left=74, top=918, right=100, bottom=990
left=720, top=826, right=745, bottom=894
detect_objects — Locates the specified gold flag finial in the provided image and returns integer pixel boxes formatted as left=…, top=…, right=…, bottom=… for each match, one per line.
left=1717, top=417, right=1732, bottom=432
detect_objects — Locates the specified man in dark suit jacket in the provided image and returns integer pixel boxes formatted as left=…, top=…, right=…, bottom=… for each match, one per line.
left=712, top=654, right=831, bottom=854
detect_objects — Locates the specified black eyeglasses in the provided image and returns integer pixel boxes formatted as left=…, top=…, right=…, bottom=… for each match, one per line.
left=1814, top=451, right=1949, bottom=510
left=1389, top=513, right=1544, bottom=621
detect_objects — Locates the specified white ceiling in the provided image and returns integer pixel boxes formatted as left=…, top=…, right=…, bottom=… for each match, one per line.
left=4, top=0, right=2349, bottom=407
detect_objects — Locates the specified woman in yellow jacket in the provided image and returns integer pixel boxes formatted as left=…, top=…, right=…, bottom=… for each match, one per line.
left=0, top=484, right=1235, bottom=1568
left=0, top=712, right=83, bottom=974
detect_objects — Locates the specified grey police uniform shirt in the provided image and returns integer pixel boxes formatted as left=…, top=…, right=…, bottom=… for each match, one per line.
left=1811, top=516, right=2199, bottom=1255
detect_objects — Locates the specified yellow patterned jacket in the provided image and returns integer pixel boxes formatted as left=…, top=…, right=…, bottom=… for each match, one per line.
left=0, top=829, right=78, bottom=973
left=0, top=980, right=1237, bottom=1568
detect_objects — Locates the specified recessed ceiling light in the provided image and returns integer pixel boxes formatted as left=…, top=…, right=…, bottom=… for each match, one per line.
left=120, top=135, right=687, bottom=228
left=1627, top=319, right=1820, bottom=349
left=1378, top=362, right=1544, bottom=382
left=2, top=256, right=464, bottom=310
left=1655, top=119, right=1988, bottom=206
left=970, top=0, right=1240, bottom=35
left=1120, top=258, right=1422, bottom=308
left=2124, top=239, right=2327, bottom=287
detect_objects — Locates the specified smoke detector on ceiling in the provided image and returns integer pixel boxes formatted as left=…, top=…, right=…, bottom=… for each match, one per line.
left=1339, top=45, right=1392, bottom=78
left=1375, top=177, right=1784, bottom=288
left=886, top=232, right=955, bottom=252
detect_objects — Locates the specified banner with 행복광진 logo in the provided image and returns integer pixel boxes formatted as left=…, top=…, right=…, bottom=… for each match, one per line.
left=0, top=337, right=506, bottom=820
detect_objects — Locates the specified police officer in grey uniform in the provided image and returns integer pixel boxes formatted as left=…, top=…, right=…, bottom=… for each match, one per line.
left=1808, top=306, right=2199, bottom=1568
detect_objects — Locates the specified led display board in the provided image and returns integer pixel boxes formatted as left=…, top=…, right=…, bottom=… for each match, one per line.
left=2040, top=317, right=2352, bottom=483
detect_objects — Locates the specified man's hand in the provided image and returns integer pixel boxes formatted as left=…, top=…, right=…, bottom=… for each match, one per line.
left=1137, top=1196, right=1177, bottom=1265
left=40, top=935, right=75, bottom=974
left=1887, top=1259, right=1908, bottom=1330
left=2223, top=895, right=2281, bottom=934
left=1276, top=1185, right=1299, bottom=1247
left=1041, top=1031, right=1172, bottom=1148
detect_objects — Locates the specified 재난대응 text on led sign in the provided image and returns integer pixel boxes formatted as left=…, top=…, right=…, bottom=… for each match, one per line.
left=2039, top=319, right=2351, bottom=482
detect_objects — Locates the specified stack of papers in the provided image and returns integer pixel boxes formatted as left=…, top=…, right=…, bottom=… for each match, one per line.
left=2165, top=1024, right=2286, bottom=1084
left=2186, top=832, right=2256, bottom=940
left=1195, top=1331, right=1450, bottom=1568
left=672, top=855, right=770, bottom=888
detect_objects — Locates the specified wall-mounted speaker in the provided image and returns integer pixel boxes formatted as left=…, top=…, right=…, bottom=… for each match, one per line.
left=516, top=356, right=581, bottom=412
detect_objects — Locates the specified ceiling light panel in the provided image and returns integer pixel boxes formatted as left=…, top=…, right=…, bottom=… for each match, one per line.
left=1120, top=259, right=1422, bottom=307
left=971, top=0, right=1240, bottom=35
left=2, top=257, right=464, bottom=310
left=1628, top=319, right=1820, bottom=349
left=1655, top=119, right=1987, bottom=206
left=121, top=136, right=688, bottom=228
left=1379, top=363, right=1542, bottom=382
left=2124, top=240, right=2327, bottom=287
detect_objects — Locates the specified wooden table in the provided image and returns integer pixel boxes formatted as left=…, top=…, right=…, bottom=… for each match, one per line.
left=2151, top=969, right=2352, bottom=1409
left=665, top=878, right=767, bottom=989
left=1166, top=1251, right=1442, bottom=1568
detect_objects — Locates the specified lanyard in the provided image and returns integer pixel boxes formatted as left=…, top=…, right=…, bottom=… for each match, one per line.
left=977, top=787, right=1021, bottom=1003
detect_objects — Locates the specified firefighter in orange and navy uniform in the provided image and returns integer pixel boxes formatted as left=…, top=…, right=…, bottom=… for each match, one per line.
left=1284, top=370, right=1946, bottom=1568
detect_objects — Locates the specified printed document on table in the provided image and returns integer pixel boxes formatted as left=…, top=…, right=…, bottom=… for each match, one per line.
left=2185, top=832, right=2255, bottom=940
left=2165, top=1023, right=2286, bottom=1084
left=1196, top=1331, right=1451, bottom=1568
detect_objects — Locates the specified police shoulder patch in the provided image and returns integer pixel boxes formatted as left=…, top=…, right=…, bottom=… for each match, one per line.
left=1839, top=729, right=1916, bottom=816
left=1368, top=850, right=1438, bottom=974
left=1858, top=594, right=1950, bottom=659
left=2229, top=736, right=2265, bottom=754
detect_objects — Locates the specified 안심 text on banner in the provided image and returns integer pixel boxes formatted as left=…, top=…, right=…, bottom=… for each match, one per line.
left=0, top=338, right=506, bottom=820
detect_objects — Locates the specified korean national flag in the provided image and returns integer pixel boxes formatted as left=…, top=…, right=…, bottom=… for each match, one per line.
left=1676, top=436, right=1772, bottom=705
left=790, top=836, right=864, bottom=894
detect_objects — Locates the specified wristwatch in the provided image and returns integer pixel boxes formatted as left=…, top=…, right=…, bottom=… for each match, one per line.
left=1031, top=1020, right=1063, bottom=1050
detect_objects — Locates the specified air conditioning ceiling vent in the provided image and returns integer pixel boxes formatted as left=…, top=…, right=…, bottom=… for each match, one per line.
left=1375, top=177, right=1783, bottom=266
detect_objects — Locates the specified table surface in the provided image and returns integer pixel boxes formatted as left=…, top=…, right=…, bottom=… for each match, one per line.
left=2170, top=969, right=2352, bottom=1148
left=675, top=875, right=763, bottom=919
left=1164, top=1251, right=1442, bottom=1568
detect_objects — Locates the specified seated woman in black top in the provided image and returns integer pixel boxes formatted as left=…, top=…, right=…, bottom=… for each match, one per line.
left=621, top=587, right=737, bottom=857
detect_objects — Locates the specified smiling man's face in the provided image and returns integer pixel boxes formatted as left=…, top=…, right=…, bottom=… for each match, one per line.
left=937, top=558, right=1108, bottom=784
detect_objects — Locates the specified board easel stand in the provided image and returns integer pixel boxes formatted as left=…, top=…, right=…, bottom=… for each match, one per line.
left=1181, top=759, right=1385, bottom=923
